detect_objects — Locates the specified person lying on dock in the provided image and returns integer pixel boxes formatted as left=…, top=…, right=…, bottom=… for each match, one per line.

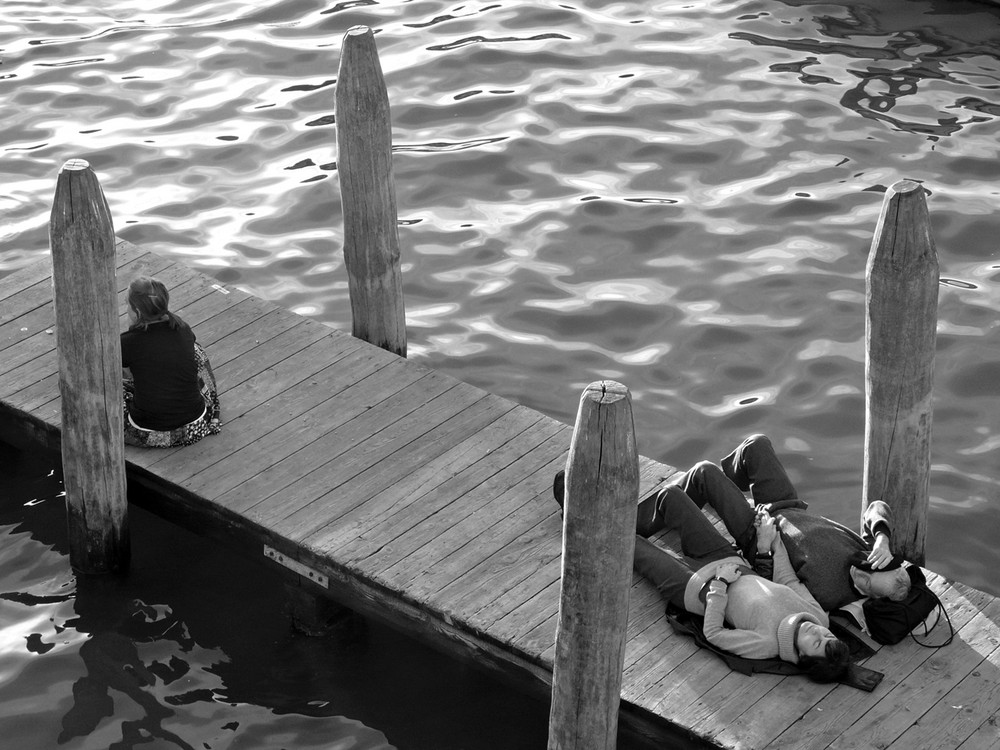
left=639, top=434, right=919, bottom=638
left=629, top=485, right=851, bottom=682
left=121, top=276, right=222, bottom=448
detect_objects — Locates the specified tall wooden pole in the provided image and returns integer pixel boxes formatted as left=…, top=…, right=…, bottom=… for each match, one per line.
left=336, top=25, right=406, bottom=357
left=49, top=158, right=130, bottom=574
left=548, top=381, right=638, bottom=750
left=863, top=179, right=939, bottom=565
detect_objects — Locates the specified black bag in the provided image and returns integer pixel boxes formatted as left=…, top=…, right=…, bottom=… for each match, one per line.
left=862, top=566, right=953, bottom=647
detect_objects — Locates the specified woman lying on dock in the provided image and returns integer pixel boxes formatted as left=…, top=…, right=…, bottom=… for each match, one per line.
left=645, top=435, right=939, bottom=647
left=120, top=276, right=221, bottom=448
left=552, top=469, right=850, bottom=681
left=631, top=486, right=851, bottom=682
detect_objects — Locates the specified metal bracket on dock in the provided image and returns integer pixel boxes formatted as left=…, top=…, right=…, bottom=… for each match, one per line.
left=264, top=545, right=329, bottom=588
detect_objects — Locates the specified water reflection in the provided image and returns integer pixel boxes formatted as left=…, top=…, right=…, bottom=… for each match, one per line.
left=0, top=0, right=997, bottom=629
left=737, top=0, right=1000, bottom=137
left=0, top=442, right=553, bottom=749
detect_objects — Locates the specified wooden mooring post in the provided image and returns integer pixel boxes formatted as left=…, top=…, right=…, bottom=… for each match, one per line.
left=863, top=179, right=939, bottom=566
left=548, top=381, right=638, bottom=750
left=336, top=25, right=406, bottom=358
left=49, top=159, right=130, bottom=574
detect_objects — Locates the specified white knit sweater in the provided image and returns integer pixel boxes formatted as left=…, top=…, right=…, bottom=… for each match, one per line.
left=682, top=538, right=828, bottom=662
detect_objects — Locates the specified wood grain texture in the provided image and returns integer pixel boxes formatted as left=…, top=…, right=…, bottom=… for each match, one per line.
left=864, top=179, right=939, bottom=565
left=2, top=243, right=995, bottom=750
left=336, top=26, right=405, bottom=356
left=49, top=160, right=129, bottom=573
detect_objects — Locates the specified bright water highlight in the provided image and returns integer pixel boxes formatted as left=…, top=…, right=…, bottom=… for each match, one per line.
left=2, top=0, right=1000, bottom=747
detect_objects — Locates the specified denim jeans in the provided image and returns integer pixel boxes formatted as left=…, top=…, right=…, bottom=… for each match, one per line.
left=632, top=485, right=738, bottom=608
left=633, top=434, right=801, bottom=606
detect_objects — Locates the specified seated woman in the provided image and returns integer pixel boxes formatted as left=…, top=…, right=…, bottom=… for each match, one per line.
left=632, top=486, right=850, bottom=682
left=121, top=276, right=221, bottom=448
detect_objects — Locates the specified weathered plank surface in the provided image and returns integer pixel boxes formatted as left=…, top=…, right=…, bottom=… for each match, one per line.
left=1, top=242, right=997, bottom=750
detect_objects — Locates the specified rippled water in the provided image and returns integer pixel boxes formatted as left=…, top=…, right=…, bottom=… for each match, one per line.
left=2, top=0, right=1000, bottom=746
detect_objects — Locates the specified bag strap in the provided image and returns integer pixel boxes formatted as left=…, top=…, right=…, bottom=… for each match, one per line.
left=909, top=593, right=954, bottom=648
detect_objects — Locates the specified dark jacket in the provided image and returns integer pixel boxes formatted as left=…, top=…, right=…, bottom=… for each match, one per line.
left=772, top=502, right=893, bottom=611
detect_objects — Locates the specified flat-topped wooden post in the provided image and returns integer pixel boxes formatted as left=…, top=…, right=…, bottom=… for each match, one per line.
left=548, top=380, right=638, bottom=750
left=863, top=179, right=939, bottom=565
left=49, top=158, right=130, bottom=574
left=336, top=25, right=406, bottom=357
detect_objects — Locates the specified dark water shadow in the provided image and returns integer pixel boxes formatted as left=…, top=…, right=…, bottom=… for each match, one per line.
left=732, top=0, right=1000, bottom=138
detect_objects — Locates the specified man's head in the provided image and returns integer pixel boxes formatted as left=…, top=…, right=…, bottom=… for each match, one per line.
left=851, top=565, right=911, bottom=601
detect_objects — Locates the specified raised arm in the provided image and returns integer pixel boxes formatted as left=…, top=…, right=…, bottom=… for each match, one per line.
left=862, top=500, right=895, bottom=569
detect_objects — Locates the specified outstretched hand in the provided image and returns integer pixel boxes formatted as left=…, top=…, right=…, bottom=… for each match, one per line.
left=868, top=533, right=893, bottom=569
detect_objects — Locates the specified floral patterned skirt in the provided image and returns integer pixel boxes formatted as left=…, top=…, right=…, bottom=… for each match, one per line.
left=123, top=343, right=222, bottom=448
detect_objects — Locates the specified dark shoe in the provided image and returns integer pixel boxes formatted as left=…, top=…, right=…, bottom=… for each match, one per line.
left=552, top=470, right=565, bottom=510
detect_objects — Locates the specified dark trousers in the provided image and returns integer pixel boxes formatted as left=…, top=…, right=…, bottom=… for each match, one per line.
left=633, top=434, right=800, bottom=607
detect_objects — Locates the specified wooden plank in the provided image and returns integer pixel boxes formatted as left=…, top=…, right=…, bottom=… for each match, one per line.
left=0, top=252, right=174, bottom=377
left=0, top=238, right=144, bottom=306
left=0, top=279, right=62, bottom=350
left=418, top=454, right=670, bottom=633
left=491, top=576, right=561, bottom=646
left=0, top=257, right=55, bottom=302
left=645, top=652, right=732, bottom=730
left=622, top=627, right=700, bottom=708
left=15, top=259, right=195, bottom=412
left=337, top=410, right=560, bottom=578
left=424, top=476, right=561, bottom=610
left=25, top=294, right=295, bottom=427
left=825, top=595, right=1000, bottom=750
left=212, top=371, right=459, bottom=516
left=128, top=333, right=369, bottom=480
left=682, top=669, right=787, bottom=745
left=0, top=325, right=57, bottom=382
left=465, top=530, right=562, bottom=631
left=166, top=282, right=253, bottom=332
left=436, top=525, right=559, bottom=630
left=621, top=612, right=687, bottom=694
left=278, top=389, right=513, bottom=542
left=621, top=583, right=675, bottom=671
left=540, top=574, right=675, bottom=673
left=462, top=513, right=564, bottom=628
left=322, top=408, right=559, bottom=568
left=135, top=338, right=383, bottom=483
left=207, top=312, right=318, bottom=378
left=1, top=348, right=59, bottom=405
left=954, top=716, right=1000, bottom=750
left=516, top=604, right=559, bottom=660
left=6, top=259, right=216, bottom=421
left=436, top=454, right=671, bottom=637
left=359, top=417, right=568, bottom=585
left=189, top=356, right=425, bottom=505
left=185, top=295, right=280, bottom=350
left=410, top=448, right=567, bottom=607
left=5, top=244, right=999, bottom=750
left=885, top=636, right=1000, bottom=750
left=760, top=576, right=994, bottom=750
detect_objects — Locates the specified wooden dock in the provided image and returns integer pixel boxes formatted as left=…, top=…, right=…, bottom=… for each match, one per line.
left=1, top=240, right=998, bottom=750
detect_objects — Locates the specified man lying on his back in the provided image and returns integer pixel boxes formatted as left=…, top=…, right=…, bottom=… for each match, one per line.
left=641, top=434, right=912, bottom=630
